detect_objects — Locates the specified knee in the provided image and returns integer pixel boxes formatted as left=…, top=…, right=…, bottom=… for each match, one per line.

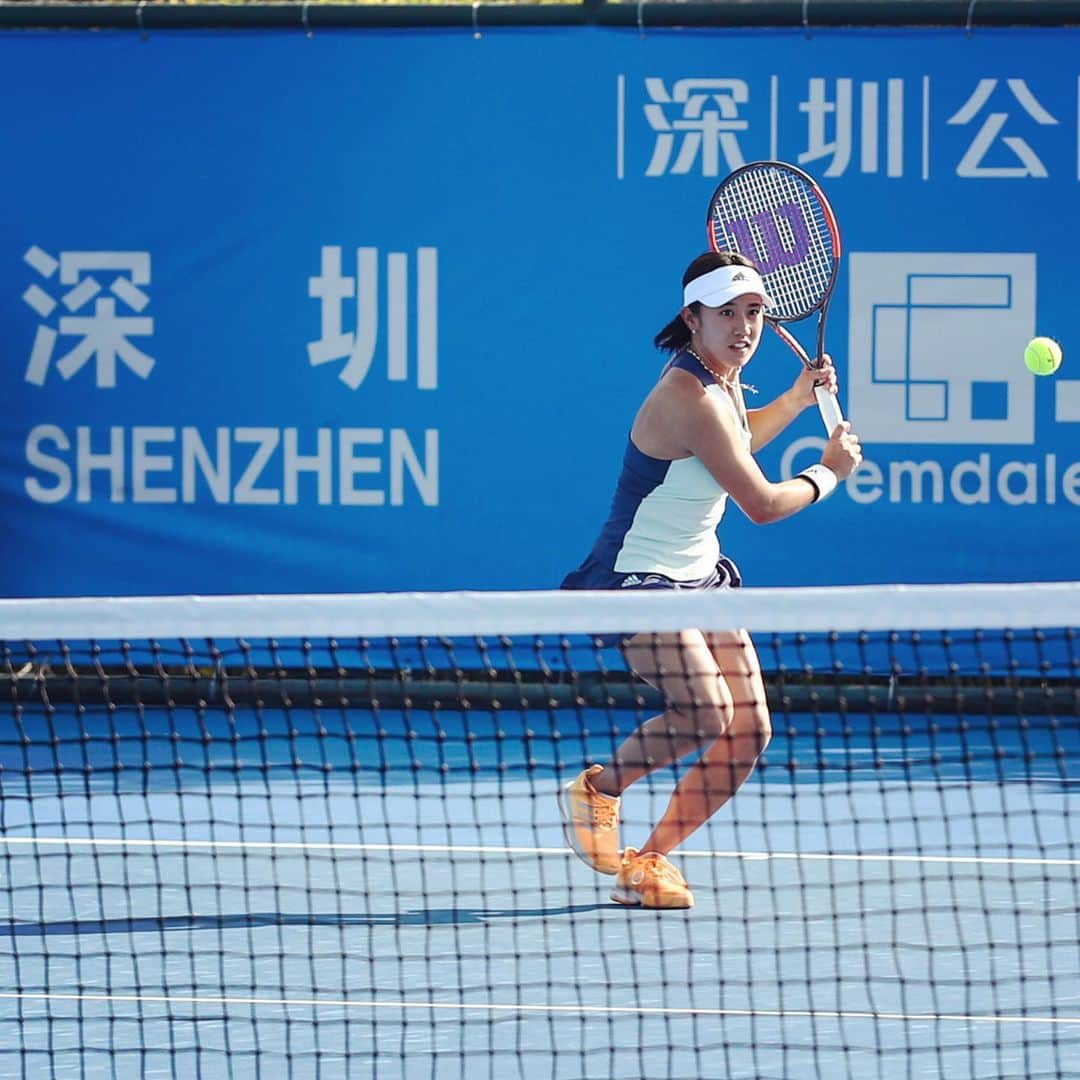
left=668, top=698, right=735, bottom=744
left=706, top=704, right=771, bottom=761
left=734, top=707, right=772, bottom=756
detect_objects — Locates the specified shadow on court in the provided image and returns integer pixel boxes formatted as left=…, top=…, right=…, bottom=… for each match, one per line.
left=5, top=903, right=615, bottom=936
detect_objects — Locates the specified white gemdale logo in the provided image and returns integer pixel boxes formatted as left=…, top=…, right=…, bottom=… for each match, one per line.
left=847, top=252, right=1035, bottom=445
left=22, top=247, right=155, bottom=389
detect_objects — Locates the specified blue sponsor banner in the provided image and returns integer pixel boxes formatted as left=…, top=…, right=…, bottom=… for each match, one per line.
left=2, top=27, right=1078, bottom=596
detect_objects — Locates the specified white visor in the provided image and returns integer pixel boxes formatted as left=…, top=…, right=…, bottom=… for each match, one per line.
left=683, top=265, right=772, bottom=309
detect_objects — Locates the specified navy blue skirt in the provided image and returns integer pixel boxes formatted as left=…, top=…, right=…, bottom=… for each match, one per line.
left=561, top=554, right=742, bottom=593
left=560, top=554, right=743, bottom=647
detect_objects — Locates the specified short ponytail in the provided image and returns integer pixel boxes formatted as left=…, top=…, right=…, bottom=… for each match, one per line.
left=653, top=312, right=693, bottom=353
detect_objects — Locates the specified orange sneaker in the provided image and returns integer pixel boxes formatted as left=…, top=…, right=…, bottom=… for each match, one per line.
left=557, top=765, right=622, bottom=875
left=610, top=848, right=694, bottom=909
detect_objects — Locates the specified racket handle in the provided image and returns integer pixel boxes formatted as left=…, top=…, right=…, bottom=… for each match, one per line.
left=815, top=385, right=845, bottom=436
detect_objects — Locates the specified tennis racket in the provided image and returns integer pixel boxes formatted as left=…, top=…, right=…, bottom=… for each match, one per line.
left=706, top=160, right=845, bottom=435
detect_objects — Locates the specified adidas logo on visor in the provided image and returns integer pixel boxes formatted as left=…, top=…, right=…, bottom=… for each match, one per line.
left=731, top=271, right=748, bottom=281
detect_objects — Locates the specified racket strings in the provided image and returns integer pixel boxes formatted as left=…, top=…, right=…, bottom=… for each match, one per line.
left=716, top=175, right=831, bottom=315
left=710, top=166, right=836, bottom=321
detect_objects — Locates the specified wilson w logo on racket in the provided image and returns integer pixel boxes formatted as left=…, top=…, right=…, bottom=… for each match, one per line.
left=707, top=160, right=845, bottom=434
left=718, top=204, right=812, bottom=274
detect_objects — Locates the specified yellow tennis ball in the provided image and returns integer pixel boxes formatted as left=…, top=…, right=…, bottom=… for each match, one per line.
left=1024, top=337, right=1062, bottom=376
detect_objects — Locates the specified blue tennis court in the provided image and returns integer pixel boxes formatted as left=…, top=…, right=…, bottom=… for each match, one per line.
left=3, top=691, right=1078, bottom=1079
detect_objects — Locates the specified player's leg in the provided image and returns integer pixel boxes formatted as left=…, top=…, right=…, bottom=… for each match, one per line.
left=607, top=629, right=736, bottom=909
left=596, top=630, right=735, bottom=793
left=634, top=628, right=771, bottom=856
left=558, top=630, right=729, bottom=876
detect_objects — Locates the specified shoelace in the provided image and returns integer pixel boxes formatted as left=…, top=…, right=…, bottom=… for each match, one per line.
left=588, top=800, right=618, bottom=832
left=635, top=853, right=687, bottom=887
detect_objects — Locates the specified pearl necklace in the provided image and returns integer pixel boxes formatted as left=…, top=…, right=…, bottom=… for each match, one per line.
left=686, top=345, right=758, bottom=395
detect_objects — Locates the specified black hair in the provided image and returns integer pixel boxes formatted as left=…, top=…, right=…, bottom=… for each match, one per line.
left=653, top=250, right=758, bottom=354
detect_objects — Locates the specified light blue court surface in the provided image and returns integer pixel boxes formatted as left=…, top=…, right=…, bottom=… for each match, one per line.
left=2, top=705, right=1078, bottom=1079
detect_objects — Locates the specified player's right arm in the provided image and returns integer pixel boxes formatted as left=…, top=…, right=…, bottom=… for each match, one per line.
left=671, top=372, right=862, bottom=524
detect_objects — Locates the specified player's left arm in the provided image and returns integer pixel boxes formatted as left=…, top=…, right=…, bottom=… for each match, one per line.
left=747, top=356, right=840, bottom=451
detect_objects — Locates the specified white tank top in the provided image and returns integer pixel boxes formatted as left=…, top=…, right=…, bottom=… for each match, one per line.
left=588, top=352, right=753, bottom=580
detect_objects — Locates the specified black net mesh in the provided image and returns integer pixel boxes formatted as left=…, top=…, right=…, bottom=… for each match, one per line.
left=2, top=598, right=1078, bottom=1078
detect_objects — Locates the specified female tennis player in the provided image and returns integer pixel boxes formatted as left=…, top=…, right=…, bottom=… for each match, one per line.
left=557, top=251, right=862, bottom=909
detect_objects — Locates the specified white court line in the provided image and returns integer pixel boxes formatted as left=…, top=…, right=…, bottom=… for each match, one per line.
left=2, top=990, right=1078, bottom=1026
left=3, top=836, right=1078, bottom=867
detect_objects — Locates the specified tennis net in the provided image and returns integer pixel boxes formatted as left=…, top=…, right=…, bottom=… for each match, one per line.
left=2, top=583, right=1078, bottom=1078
